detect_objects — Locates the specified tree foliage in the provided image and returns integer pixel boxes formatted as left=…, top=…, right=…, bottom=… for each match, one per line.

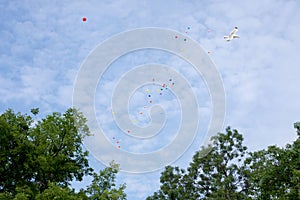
left=1, top=107, right=299, bottom=200
left=244, top=122, right=300, bottom=199
left=148, top=125, right=300, bottom=200
left=0, top=108, right=126, bottom=200
left=85, top=161, right=126, bottom=200
left=147, top=127, right=250, bottom=200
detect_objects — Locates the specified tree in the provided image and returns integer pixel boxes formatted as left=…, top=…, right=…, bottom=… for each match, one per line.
left=35, top=183, right=79, bottom=200
left=244, top=122, right=300, bottom=199
left=28, top=108, right=92, bottom=192
left=146, top=166, right=193, bottom=200
left=147, top=127, right=250, bottom=200
left=0, top=109, right=36, bottom=195
left=85, top=161, right=126, bottom=200
left=189, top=127, right=250, bottom=199
left=148, top=124, right=300, bottom=200
left=0, top=108, right=127, bottom=199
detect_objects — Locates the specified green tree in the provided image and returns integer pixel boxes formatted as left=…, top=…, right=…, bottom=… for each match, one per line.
left=0, top=108, right=115, bottom=198
left=0, top=109, right=36, bottom=195
left=85, top=161, right=126, bottom=200
left=245, top=122, right=300, bottom=199
left=35, top=182, right=79, bottom=200
left=148, top=124, right=300, bottom=200
left=29, top=108, right=92, bottom=192
left=147, top=127, right=250, bottom=200
left=146, top=166, right=193, bottom=200
left=0, top=108, right=127, bottom=199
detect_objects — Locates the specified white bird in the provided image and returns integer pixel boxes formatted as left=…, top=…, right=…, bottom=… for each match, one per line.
left=224, top=27, right=239, bottom=42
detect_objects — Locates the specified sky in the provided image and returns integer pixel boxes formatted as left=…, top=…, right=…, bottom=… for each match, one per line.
left=1, top=0, right=300, bottom=199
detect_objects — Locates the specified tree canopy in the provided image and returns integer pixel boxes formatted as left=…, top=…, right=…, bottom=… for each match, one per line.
left=0, top=108, right=126, bottom=200
left=0, top=108, right=299, bottom=199
left=147, top=125, right=300, bottom=200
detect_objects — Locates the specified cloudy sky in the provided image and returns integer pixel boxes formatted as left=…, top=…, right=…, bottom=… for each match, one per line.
left=1, top=0, right=300, bottom=199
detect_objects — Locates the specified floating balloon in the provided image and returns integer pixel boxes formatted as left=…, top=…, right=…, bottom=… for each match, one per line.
left=73, top=28, right=226, bottom=173
left=185, top=26, right=190, bottom=34
left=82, top=17, right=87, bottom=22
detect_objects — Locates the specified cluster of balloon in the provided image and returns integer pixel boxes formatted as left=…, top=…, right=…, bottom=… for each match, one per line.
left=207, top=28, right=212, bottom=54
left=174, top=35, right=187, bottom=42
left=185, top=26, right=191, bottom=33
left=174, top=26, right=190, bottom=42
left=112, top=136, right=121, bottom=149
left=98, top=25, right=232, bottom=152
left=111, top=110, right=121, bottom=149
left=119, top=77, right=176, bottom=145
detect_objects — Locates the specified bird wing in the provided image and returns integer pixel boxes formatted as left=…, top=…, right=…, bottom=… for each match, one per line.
left=229, top=28, right=238, bottom=36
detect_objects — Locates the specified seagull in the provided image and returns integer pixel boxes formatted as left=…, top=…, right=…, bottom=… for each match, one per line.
left=224, top=27, right=239, bottom=42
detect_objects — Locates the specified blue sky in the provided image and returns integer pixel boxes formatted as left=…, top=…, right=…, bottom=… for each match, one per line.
left=1, top=0, right=300, bottom=199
